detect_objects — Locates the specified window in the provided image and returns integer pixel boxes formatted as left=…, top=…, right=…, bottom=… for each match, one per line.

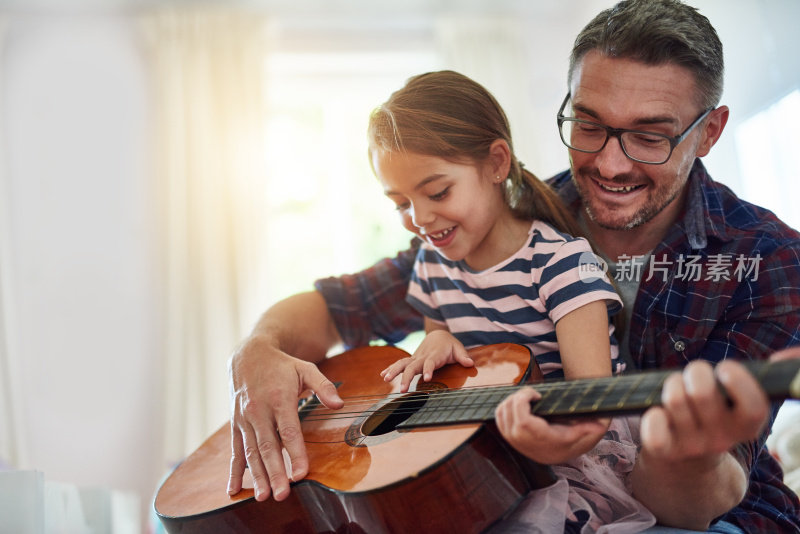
left=260, top=49, right=436, bottom=320
left=735, top=89, right=800, bottom=230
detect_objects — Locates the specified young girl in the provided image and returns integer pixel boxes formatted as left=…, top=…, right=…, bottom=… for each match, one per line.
left=367, top=71, right=655, bottom=532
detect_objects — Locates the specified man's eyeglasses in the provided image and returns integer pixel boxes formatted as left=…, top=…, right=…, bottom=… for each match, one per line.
left=556, top=93, right=714, bottom=165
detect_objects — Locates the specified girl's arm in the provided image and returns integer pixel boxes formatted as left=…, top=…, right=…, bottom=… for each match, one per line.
left=555, top=299, right=614, bottom=380
left=380, top=317, right=474, bottom=392
left=495, top=300, right=613, bottom=464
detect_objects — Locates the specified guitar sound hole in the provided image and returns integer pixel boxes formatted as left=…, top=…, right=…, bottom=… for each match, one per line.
left=362, top=393, right=429, bottom=436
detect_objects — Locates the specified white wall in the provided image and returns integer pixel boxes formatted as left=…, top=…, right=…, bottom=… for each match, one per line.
left=1, top=10, right=163, bottom=529
left=698, top=0, right=800, bottom=197
left=0, top=1, right=798, bottom=532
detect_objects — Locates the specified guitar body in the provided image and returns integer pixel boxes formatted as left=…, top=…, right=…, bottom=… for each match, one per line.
left=155, top=343, right=553, bottom=533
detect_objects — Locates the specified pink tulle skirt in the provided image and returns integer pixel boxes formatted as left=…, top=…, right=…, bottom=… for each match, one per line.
left=491, top=416, right=656, bottom=533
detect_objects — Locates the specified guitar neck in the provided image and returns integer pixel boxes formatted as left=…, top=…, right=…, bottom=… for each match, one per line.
left=397, top=358, right=800, bottom=429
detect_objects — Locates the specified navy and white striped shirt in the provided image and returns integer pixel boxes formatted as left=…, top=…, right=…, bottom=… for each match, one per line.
left=406, top=220, right=623, bottom=378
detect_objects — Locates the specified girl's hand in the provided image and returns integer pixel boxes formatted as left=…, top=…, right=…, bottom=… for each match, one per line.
left=380, top=329, right=474, bottom=392
left=495, top=386, right=609, bottom=465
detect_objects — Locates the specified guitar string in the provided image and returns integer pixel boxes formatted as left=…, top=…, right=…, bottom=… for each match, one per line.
left=299, top=357, right=791, bottom=414
left=314, top=373, right=665, bottom=406
left=300, top=397, right=659, bottom=423
left=300, top=385, right=522, bottom=420
left=300, top=375, right=667, bottom=415
left=301, top=373, right=667, bottom=411
left=294, top=359, right=793, bottom=424
left=299, top=376, right=667, bottom=422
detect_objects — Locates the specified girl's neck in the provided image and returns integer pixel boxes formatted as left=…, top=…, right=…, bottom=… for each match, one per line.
left=465, top=212, right=531, bottom=271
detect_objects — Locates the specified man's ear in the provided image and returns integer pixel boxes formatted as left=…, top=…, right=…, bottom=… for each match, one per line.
left=696, top=105, right=729, bottom=157
left=488, top=139, right=512, bottom=179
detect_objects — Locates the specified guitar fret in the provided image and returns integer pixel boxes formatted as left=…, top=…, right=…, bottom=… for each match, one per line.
left=540, top=380, right=578, bottom=416
left=570, top=380, right=596, bottom=413
left=414, top=394, right=436, bottom=425
left=439, top=390, right=464, bottom=424
left=562, top=383, right=586, bottom=415
left=397, top=351, right=800, bottom=433
left=591, top=378, right=617, bottom=412
left=644, top=373, right=668, bottom=406
left=616, top=374, right=646, bottom=408
left=474, top=388, right=505, bottom=421
left=399, top=356, right=800, bottom=430
left=603, top=378, right=629, bottom=412
left=444, top=394, right=462, bottom=423
left=528, top=384, right=550, bottom=417
left=456, top=390, right=485, bottom=421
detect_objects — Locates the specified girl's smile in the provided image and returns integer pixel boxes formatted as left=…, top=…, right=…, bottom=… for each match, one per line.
left=422, top=226, right=456, bottom=247
left=372, top=148, right=528, bottom=271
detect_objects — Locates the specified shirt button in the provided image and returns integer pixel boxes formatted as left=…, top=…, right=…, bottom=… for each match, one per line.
left=674, top=340, right=686, bottom=352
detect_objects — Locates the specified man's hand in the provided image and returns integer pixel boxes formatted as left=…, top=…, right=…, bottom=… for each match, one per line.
left=227, top=335, right=343, bottom=501
left=641, top=359, right=768, bottom=462
left=633, top=358, right=772, bottom=529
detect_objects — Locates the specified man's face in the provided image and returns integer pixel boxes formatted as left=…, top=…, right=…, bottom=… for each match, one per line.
left=567, top=51, right=712, bottom=231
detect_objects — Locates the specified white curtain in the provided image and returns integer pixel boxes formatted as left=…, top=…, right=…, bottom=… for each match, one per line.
left=435, top=17, right=541, bottom=170
left=0, top=15, right=26, bottom=469
left=140, top=7, right=271, bottom=465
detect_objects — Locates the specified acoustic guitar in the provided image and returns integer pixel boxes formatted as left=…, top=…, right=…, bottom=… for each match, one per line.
left=154, top=343, right=800, bottom=533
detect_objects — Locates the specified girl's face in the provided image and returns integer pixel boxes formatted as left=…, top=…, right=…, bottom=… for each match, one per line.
left=372, top=150, right=512, bottom=270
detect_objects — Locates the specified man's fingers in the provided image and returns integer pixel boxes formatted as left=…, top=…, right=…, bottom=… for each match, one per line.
left=270, top=418, right=306, bottom=485
left=640, top=406, right=672, bottom=457
left=769, top=346, right=800, bottom=362
left=301, top=361, right=343, bottom=409
left=228, top=423, right=247, bottom=495
left=661, top=367, right=700, bottom=435
left=643, top=360, right=771, bottom=463
left=716, top=360, right=769, bottom=440
left=241, top=424, right=274, bottom=501
left=283, top=363, right=343, bottom=482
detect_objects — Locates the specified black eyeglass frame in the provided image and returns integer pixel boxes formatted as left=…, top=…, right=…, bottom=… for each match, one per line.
left=556, top=93, right=714, bottom=165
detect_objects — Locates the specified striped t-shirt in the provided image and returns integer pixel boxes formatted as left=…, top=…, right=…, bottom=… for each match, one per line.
left=406, top=220, right=624, bottom=378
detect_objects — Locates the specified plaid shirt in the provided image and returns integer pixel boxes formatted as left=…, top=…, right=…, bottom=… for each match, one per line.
left=315, top=159, right=800, bottom=531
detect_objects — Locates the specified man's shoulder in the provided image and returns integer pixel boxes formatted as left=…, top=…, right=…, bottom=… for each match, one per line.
left=545, top=169, right=580, bottom=210
left=545, top=169, right=572, bottom=190
left=703, top=174, right=800, bottom=247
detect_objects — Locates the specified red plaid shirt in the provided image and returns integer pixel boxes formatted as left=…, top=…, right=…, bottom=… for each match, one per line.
left=315, top=160, right=800, bottom=531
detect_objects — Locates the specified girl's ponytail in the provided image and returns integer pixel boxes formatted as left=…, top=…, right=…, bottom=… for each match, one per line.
left=506, top=162, right=583, bottom=239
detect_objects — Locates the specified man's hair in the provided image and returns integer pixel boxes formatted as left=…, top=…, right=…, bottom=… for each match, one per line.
left=569, top=0, right=723, bottom=109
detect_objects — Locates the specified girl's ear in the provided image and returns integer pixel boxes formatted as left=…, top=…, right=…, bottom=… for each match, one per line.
left=487, top=139, right=512, bottom=180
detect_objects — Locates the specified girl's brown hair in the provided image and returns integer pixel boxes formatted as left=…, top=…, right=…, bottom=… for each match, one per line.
left=367, top=70, right=581, bottom=237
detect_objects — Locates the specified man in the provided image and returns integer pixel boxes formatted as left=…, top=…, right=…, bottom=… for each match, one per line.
left=227, top=0, right=800, bottom=531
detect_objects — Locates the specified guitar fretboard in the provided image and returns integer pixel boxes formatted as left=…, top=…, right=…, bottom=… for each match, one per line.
left=397, top=358, right=800, bottom=429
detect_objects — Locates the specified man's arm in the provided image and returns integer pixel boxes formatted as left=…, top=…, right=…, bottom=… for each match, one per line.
left=631, top=238, right=800, bottom=529
left=227, top=291, right=344, bottom=502
left=227, top=241, right=423, bottom=502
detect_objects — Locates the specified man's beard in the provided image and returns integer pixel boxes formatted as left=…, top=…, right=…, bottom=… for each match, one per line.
left=573, top=168, right=684, bottom=231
